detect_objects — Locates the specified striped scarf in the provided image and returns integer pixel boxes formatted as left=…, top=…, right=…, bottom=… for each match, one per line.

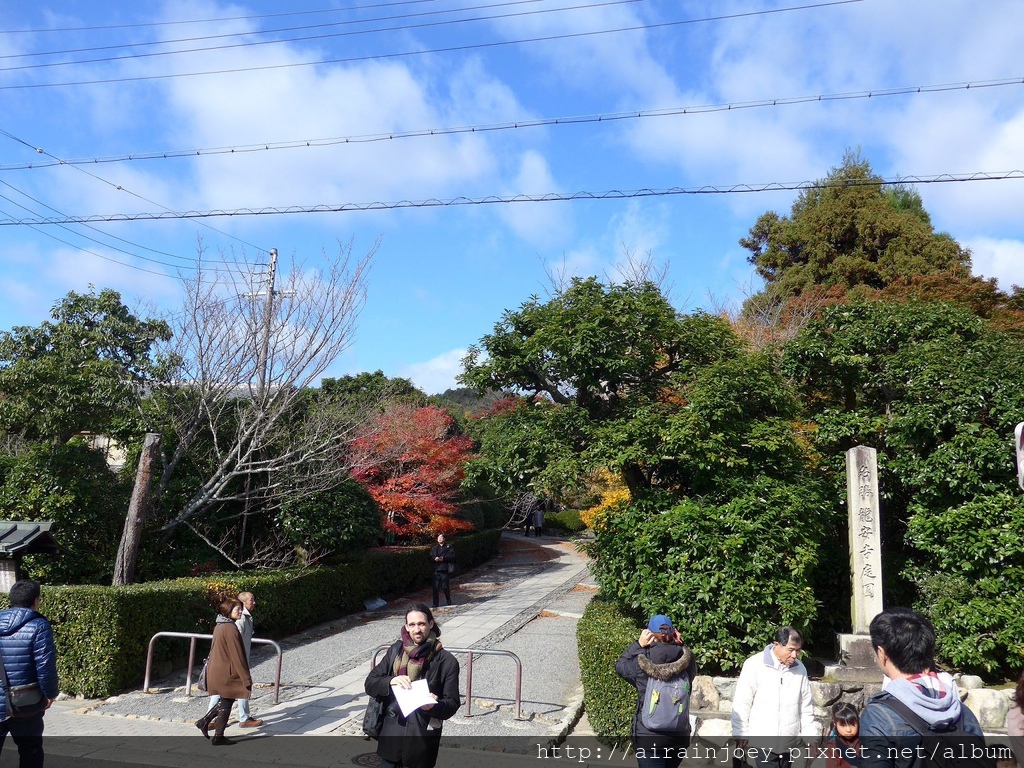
left=394, top=627, right=440, bottom=682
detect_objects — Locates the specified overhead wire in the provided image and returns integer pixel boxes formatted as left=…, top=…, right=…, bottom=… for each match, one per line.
left=0, top=0, right=591, bottom=65
left=0, top=0, right=864, bottom=90
left=0, top=179, right=264, bottom=284
left=0, top=178, right=224, bottom=272
left=0, top=126, right=269, bottom=265
left=0, top=197, right=188, bottom=280
left=2, top=170, right=1021, bottom=226
left=0, top=0, right=442, bottom=35
left=3, top=75, right=1019, bottom=172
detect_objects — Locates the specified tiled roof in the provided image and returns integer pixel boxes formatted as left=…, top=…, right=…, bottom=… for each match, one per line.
left=0, top=522, right=61, bottom=556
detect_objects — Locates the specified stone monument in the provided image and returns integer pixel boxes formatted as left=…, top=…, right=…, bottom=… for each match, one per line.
left=825, top=446, right=884, bottom=683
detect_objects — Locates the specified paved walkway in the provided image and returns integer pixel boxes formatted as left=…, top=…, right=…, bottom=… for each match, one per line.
left=36, top=532, right=610, bottom=767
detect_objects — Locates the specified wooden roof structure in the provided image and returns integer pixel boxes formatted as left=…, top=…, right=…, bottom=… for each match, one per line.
left=0, top=522, right=61, bottom=556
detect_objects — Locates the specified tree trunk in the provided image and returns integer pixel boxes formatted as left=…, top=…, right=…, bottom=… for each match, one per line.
left=112, top=432, right=161, bottom=586
left=620, top=463, right=649, bottom=498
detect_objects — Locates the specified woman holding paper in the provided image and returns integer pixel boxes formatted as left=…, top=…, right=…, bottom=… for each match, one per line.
left=364, top=604, right=461, bottom=768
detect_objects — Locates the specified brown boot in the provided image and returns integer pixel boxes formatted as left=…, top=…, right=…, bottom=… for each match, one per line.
left=195, top=704, right=218, bottom=739
left=211, top=700, right=236, bottom=746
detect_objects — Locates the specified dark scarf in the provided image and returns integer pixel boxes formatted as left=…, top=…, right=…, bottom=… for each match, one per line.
left=394, top=627, right=441, bottom=681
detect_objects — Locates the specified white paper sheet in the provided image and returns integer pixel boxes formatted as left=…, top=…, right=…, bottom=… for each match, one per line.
left=393, top=679, right=437, bottom=717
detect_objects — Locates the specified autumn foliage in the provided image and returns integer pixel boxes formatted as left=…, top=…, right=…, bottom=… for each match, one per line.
left=350, top=404, right=475, bottom=539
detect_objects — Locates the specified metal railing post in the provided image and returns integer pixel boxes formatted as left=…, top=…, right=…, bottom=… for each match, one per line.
left=368, top=645, right=524, bottom=720
left=144, top=631, right=283, bottom=704
left=464, top=650, right=474, bottom=717
left=185, top=636, right=197, bottom=695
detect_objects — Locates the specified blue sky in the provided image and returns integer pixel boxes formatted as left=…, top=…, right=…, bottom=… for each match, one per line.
left=2, top=0, right=1023, bottom=394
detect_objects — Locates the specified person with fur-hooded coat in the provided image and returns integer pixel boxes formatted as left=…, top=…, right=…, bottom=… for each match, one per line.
left=615, top=615, right=697, bottom=768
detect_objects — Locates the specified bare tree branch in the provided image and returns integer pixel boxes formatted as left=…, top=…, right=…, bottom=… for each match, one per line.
left=154, top=239, right=378, bottom=548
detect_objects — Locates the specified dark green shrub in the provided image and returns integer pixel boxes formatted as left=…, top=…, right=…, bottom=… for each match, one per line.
left=0, top=441, right=130, bottom=584
left=905, top=492, right=1024, bottom=678
left=277, top=478, right=382, bottom=554
left=588, top=479, right=827, bottom=673
left=20, top=529, right=501, bottom=697
left=458, top=497, right=509, bottom=530
left=577, top=596, right=641, bottom=741
left=544, top=509, right=586, bottom=533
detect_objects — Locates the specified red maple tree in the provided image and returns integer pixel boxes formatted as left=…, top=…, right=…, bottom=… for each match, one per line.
left=350, top=404, right=475, bottom=539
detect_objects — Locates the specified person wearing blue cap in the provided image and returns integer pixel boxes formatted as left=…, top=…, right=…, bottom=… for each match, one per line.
left=615, top=614, right=697, bottom=768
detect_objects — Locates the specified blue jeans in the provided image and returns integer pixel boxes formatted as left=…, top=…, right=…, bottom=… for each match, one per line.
left=0, top=713, right=44, bottom=768
left=207, top=694, right=251, bottom=721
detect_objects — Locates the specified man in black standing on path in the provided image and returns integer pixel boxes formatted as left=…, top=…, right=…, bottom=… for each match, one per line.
left=429, top=534, right=455, bottom=608
left=0, top=580, right=58, bottom=768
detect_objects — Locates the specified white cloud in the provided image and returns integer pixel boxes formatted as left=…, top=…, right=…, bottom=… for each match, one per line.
left=965, top=237, right=1024, bottom=290
left=496, top=150, right=572, bottom=246
left=400, top=348, right=467, bottom=395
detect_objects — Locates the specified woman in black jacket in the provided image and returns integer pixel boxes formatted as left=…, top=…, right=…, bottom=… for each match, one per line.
left=615, top=614, right=697, bottom=768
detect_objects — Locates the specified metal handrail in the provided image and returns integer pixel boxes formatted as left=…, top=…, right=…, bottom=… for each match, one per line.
left=371, top=644, right=524, bottom=720
left=143, top=631, right=283, bottom=704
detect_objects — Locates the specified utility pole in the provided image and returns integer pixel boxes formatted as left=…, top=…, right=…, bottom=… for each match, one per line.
left=242, top=248, right=293, bottom=558
left=256, top=247, right=278, bottom=396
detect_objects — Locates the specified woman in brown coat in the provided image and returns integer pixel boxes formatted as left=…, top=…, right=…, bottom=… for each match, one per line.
left=195, top=598, right=252, bottom=745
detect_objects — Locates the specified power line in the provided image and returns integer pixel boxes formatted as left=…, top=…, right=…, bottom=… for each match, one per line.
left=0, top=0, right=441, bottom=34
left=3, top=75, right=1018, bottom=173
left=3, top=169, right=1020, bottom=226
left=0, top=178, right=223, bottom=272
left=0, top=179, right=261, bottom=283
left=0, top=0, right=863, bottom=90
left=0, top=0, right=582, bottom=66
left=0, top=199, right=187, bottom=281
left=0, top=126, right=269, bottom=263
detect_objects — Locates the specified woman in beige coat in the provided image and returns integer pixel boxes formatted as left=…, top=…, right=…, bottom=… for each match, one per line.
left=195, top=598, right=252, bottom=746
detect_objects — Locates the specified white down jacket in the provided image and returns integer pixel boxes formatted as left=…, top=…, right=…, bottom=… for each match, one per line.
left=731, top=645, right=816, bottom=748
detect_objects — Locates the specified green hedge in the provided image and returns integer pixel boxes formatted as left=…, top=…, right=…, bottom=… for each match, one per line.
left=577, top=595, right=642, bottom=741
left=588, top=482, right=826, bottom=674
left=544, top=509, right=587, bottom=533
left=25, top=528, right=501, bottom=697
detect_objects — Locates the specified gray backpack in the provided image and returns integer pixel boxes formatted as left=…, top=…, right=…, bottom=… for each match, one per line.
left=640, top=673, right=691, bottom=731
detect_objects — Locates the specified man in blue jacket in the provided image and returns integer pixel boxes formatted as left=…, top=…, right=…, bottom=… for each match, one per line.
left=859, top=608, right=987, bottom=768
left=0, top=580, right=58, bottom=768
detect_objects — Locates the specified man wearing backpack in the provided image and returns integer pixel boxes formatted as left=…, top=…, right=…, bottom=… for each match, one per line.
left=732, top=626, right=816, bottom=768
left=859, top=608, right=993, bottom=768
left=615, top=614, right=697, bottom=768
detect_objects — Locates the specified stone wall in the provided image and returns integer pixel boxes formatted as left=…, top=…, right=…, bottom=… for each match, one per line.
left=688, top=674, right=1015, bottom=738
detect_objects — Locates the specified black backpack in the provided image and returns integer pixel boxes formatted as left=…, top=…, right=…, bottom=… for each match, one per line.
left=878, top=698, right=996, bottom=768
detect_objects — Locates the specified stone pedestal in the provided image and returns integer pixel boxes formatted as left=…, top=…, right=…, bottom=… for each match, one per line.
left=823, top=633, right=883, bottom=684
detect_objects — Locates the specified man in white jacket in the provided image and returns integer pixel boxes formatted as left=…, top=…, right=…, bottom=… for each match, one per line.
left=731, top=626, right=816, bottom=768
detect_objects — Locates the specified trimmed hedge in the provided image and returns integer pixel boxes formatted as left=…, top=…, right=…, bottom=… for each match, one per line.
left=576, top=595, right=642, bottom=741
left=23, top=528, right=501, bottom=697
left=544, top=509, right=587, bottom=534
